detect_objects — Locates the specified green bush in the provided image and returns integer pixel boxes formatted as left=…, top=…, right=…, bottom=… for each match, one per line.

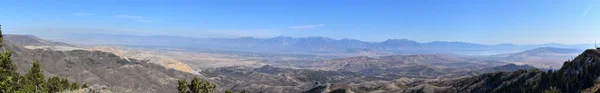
left=177, top=77, right=216, bottom=93
left=0, top=25, right=82, bottom=93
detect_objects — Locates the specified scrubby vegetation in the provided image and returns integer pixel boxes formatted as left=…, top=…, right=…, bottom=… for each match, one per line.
left=0, top=25, right=83, bottom=93
left=446, top=49, right=600, bottom=93
left=177, top=77, right=216, bottom=93
left=177, top=77, right=249, bottom=93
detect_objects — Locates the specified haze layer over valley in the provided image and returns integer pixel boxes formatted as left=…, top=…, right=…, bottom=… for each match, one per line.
left=4, top=33, right=587, bottom=93
left=44, top=34, right=587, bottom=70
left=3, top=0, right=599, bottom=93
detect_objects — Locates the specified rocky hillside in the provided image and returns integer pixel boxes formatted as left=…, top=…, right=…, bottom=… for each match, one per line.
left=4, top=34, right=566, bottom=93
left=199, top=65, right=364, bottom=93
left=5, top=35, right=84, bottom=51
left=308, top=63, right=536, bottom=93
left=2, top=37, right=202, bottom=93
left=5, top=34, right=196, bottom=74
left=4, top=34, right=73, bottom=47
left=309, top=54, right=506, bottom=79
left=432, top=49, right=600, bottom=93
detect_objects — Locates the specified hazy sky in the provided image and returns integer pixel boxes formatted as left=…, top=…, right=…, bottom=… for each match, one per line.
left=1, top=0, right=599, bottom=44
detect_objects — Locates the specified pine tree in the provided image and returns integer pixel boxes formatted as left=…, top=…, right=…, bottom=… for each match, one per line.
left=178, top=79, right=188, bottom=93
left=60, top=78, right=70, bottom=90
left=225, top=90, right=233, bottom=93
left=240, top=90, right=246, bottom=93
left=0, top=24, right=21, bottom=93
left=183, top=77, right=216, bottom=93
left=0, top=25, right=80, bottom=93
left=70, top=82, right=79, bottom=90
left=201, top=80, right=216, bottom=93
left=21, top=59, right=46, bottom=93
left=543, top=87, right=561, bottom=93
left=46, top=76, right=63, bottom=93
left=81, top=83, right=88, bottom=88
left=189, top=77, right=202, bottom=93
left=28, top=59, right=45, bottom=91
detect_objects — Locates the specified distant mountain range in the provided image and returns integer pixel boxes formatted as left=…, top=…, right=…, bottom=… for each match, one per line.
left=488, top=47, right=583, bottom=69
left=49, top=34, right=592, bottom=56
left=5, top=34, right=557, bottom=93
left=497, top=47, right=582, bottom=56
left=4, top=35, right=74, bottom=47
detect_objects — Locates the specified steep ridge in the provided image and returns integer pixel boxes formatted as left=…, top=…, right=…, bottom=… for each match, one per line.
left=434, top=49, right=600, bottom=93
left=4, top=34, right=73, bottom=47
left=474, top=64, right=537, bottom=73
left=2, top=39, right=202, bottom=93
left=317, top=63, right=537, bottom=93
left=5, top=34, right=83, bottom=51
left=4, top=34, right=196, bottom=74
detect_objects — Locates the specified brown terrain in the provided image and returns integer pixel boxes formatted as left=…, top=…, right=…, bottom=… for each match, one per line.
left=4, top=34, right=560, bottom=93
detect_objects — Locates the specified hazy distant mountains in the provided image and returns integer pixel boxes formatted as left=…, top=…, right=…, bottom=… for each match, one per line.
left=4, top=35, right=74, bottom=47
left=4, top=34, right=553, bottom=93
left=53, top=34, right=592, bottom=56
left=490, top=47, right=581, bottom=59
left=489, top=47, right=582, bottom=69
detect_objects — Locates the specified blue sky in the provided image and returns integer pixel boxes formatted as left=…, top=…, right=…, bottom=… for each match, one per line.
left=1, top=0, right=599, bottom=44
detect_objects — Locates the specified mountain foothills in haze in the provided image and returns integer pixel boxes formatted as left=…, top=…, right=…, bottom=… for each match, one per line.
left=4, top=0, right=600, bottom=93
left=3, top=28, right=600, bottom=93
left=308, top=54, right=507, bottom=78
left=54, top=34, right=591, bottom=56
left=488, top=47, right=582, bottom=69
left=6, top=33, right=594, bottom=93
